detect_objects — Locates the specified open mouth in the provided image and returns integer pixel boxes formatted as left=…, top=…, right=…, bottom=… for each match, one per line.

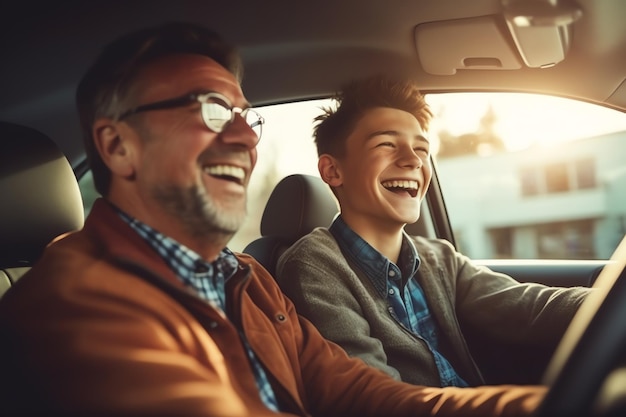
left=204, top=165, right=245, bottom=185
left=381, top=179, right=419, bottom=198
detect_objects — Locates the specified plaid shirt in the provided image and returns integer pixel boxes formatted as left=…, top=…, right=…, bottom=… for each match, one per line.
left=117, top=209, right=280, bottom=412
left=330, top=216, right=468, bottom=387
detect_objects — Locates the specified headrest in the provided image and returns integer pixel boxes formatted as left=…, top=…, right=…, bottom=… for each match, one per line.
left=260, top=174, right=339, bottom=241
left=0, top=122, right=84, bottom=267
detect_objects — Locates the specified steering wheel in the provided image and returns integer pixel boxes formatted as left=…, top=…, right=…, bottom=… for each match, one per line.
left=536, top=236, right=626, bottom=417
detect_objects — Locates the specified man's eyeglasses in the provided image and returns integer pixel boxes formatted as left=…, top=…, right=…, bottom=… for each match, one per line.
left=118, top=91, right=265, bottom=140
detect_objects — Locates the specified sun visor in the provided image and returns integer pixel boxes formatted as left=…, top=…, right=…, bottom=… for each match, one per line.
left=502, top=0, right=582, bottom=68
left=414, top=16, right=523, bottom=75
left=415, top=4, right=580, bottom=76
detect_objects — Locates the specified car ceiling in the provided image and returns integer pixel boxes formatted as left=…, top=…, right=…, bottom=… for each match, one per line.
left=1, top=0, right=625, bottom=168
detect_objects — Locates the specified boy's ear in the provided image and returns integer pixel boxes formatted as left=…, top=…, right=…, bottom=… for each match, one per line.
left=92, top=118, right=135, bottom=179
left=318, top=154, right=343, bottom=187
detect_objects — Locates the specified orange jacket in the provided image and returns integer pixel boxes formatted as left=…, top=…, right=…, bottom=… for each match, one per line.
left=0, top=198, right=545, bottom=416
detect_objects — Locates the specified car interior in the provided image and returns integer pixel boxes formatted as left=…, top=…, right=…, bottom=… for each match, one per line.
left=1, top=1, right=625, bottom=416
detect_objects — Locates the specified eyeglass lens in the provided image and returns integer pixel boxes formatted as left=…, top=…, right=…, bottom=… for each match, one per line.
left=201, top=102, right=263, bottom=139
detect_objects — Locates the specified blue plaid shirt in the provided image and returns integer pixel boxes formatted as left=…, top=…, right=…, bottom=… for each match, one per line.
left=117, top=209, right=280, bottom=412
left=330, top=216, right=468, bottom=387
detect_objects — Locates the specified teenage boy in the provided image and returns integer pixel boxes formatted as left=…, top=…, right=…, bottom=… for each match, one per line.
left=276, top=74, right=589, bottom=387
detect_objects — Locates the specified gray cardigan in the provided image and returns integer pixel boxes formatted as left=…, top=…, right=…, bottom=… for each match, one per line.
left=276, top=227, right=589, bottom=387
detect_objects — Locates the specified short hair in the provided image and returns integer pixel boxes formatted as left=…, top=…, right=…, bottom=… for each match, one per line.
left=76, top=22, right=242, bottom=196
left=314, top=74, right=433, bottom=158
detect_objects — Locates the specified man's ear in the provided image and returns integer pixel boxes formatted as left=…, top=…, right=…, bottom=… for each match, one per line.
left=92, top=118, right=135, bottom=179
left=318, top=154, right=343, bottom=187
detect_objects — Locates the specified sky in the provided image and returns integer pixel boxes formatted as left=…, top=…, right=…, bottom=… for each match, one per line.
left=426, top=93, right=626, bottom=151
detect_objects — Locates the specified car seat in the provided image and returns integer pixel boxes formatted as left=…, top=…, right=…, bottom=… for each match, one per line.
left=243, top=174, right=339, bottom=276
left=243, top=173, right=430, bottom=276
left=0, top=122, right=84, bottom=297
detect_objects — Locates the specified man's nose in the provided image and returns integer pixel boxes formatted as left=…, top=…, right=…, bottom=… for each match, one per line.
left=220, top=114, right=259, bottom=149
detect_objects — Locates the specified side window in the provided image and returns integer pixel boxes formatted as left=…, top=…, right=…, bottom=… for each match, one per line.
left=428, top=92, right=626, bottom=260
left=229, top=100, right=323, bottom=250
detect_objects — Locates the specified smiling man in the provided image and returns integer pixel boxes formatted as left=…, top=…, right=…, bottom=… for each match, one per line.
left=0, top=23, right=551, bottom=417
left=276, top=74, right=590, bottom=388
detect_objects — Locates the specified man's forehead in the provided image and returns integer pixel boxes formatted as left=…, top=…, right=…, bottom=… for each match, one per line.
left=134, top=54, right=244, bottom=102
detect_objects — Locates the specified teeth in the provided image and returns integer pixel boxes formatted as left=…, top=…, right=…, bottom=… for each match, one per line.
left=204, top=165, right=245, bottom=180
left=381, top=180, right=418, bottom=190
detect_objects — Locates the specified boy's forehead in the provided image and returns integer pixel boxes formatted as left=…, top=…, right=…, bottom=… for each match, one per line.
left=352, top=107, right=426, bottom=137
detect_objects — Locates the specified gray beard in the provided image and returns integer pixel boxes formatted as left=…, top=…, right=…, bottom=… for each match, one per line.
left=151, top=182, right=246, bottom=240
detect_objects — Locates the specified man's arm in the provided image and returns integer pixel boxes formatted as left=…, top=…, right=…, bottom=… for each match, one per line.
left=0, top=273, right=277, bottom=417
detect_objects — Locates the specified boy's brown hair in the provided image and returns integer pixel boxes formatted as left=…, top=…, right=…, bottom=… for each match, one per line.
left=314, top=74, right=433, bottom=158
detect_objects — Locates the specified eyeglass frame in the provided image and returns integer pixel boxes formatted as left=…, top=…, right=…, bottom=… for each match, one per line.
left=117, top=91, right=265, bottom=140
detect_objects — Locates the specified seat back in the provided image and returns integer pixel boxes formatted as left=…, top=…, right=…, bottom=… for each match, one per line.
left=243, top=173, right=432, bottom=276
left=243, top=174, right=339, bottom=276
left=0, top=122, right=84, bottom=297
